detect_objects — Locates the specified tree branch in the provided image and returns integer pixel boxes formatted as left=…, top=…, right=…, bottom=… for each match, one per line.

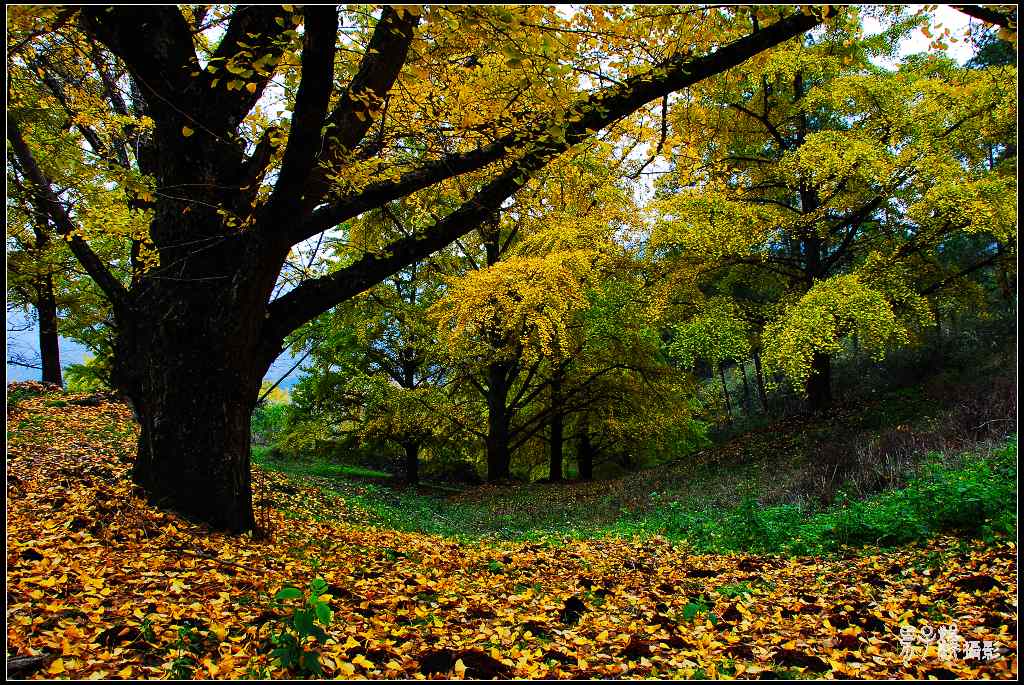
left=300, top=6, right=421, bottom=212
left=7, top=118, right=132, bottom=320
left=264, top=12, right=823, bottom=344
left=263, top=6, right=338, bottom=221
left=291, top=10, right=821, bottom=247
left=952, top=5, right=1017, bottom=30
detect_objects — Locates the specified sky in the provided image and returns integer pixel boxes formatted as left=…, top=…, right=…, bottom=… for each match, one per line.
left=3, top=5, right=990, bottom=388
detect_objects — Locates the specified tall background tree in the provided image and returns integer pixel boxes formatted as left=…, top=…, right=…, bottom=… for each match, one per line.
left=649, top=6, right=1016, bottom=410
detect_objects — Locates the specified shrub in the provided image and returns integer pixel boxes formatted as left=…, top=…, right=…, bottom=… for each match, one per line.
left=251, top=401, right=291, bottom=446
left=64, top=355, right=113, bottom=393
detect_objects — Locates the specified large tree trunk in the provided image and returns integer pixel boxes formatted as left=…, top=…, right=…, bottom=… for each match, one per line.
left=112, top=238, right=278, bottom=533
left=36, top=273, right=63, bottom=387
left=484, top=362, right=512, bottom=481
left=548, top=377, right=564, bottom=482
left=805, top=351, right=832, bottom=412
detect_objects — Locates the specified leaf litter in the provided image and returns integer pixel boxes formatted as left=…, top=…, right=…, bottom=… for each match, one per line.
left=6, top=383, right=1017, bottom=679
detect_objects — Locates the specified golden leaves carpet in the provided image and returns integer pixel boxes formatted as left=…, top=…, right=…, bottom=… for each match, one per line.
left=6, top=384, right=1017, bottom=679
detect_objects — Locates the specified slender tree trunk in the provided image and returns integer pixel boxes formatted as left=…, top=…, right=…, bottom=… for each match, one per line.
left=805, top=351, right=832, bottom=412
left=36, top=274, right=63, bottom=387
left=577, top=417, right=594, bottom=481
left=548, top=376, right=564, bottom=482
left=719, top=362, right=733, bottom=425
left=739, top=361, right=752, bottom=414
left=484, top=362, right=512, bottom=481
left=403, top=441, right=420, bottom=485
left=752, top=349, right=768, bottom=413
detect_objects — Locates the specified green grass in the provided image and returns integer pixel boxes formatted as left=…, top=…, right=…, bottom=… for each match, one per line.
left=250, top=371, right=1016, bottom=555
left=252, top=446, right=392, bottom=481
left=251, top=436, right=1016, bottom=554
left=609, top=437, right=1017, bottom=554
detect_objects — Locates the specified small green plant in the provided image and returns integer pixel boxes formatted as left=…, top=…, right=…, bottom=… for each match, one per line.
left=681, top=596, right=711, bottom=622
left=268, top=577, right=334, bottom=678
left=169, top=622, right=204, bottom=679
left=715, top=582, right=753, bottom=599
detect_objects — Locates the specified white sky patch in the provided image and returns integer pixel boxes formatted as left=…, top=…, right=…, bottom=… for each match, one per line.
left=864, top=5, right=975, bottom=66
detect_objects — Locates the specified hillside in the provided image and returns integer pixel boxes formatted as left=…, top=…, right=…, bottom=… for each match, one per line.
left=7, top=382, right=1018, bottom=680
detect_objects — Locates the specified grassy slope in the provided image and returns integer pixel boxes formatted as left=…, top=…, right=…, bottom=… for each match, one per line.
left=254, top=382, right=1017, bottom=548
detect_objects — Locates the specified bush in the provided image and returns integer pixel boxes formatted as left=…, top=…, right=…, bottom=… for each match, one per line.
left=64, top=355, right=113, bottom=393
left=251, top=402, right=291, bottom=446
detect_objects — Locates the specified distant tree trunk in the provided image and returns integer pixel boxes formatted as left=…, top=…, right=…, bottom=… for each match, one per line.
left=548, top=376, right=564, bottom=482
left=485, top=362, right=512, bottom=481
left=805, top=352, right=832, bottom=412
left=403, top=441, right=419, bottom=484
left=577, top=423, right=595, bottom=481
left=36, top=273, right=63, bottom=387
left=752, top=349, right=768, bottom=413
left=739, top=361, right=752, bottom=414
left=719, top=362, right=733, bottom=425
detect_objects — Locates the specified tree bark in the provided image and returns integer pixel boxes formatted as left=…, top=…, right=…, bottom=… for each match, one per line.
left=113, top=239, right=276, bottom=533
left=739, top=361, right=752, bottom=414
left=577, top=416, right=595, bottom=481
left=36, top=273, right=63, bottom=387
left=548, top=376, right=564, bottom=482
left=805, top=351, right=832, bottom=412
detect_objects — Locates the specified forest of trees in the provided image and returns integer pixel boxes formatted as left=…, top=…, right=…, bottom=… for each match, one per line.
left=7, top=5, right=1016, bottom=532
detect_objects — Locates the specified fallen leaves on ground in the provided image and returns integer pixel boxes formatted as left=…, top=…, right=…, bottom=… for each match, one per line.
left=6, top=382, right=1018, bottom=679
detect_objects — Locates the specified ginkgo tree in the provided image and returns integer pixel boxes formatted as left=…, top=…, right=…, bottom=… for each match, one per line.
left=650, top=6, right=1016, bottom=410
left=282, top=200, right=458, bottom=484
left=432, top=144, right=701, bottom=481
left=7, top=5, right=830, bottom=530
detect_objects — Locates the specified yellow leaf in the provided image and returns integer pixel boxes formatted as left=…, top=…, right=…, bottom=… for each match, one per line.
left=49, top=658, right=65, bottom=674
left=344, top=636, right=360, bottom=649
left=117, top=666, right=132, bottom=677
left=210, top=623, right=227, bottom=641
left=246, top=82, right=257, bottom=94
left=353, top=654, right=373, bottom=669
left=182, top=126, right=194, bottom=137
left=454, top=658, right=467, bottom=677
left=337, top=661, right=355, bottom=676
